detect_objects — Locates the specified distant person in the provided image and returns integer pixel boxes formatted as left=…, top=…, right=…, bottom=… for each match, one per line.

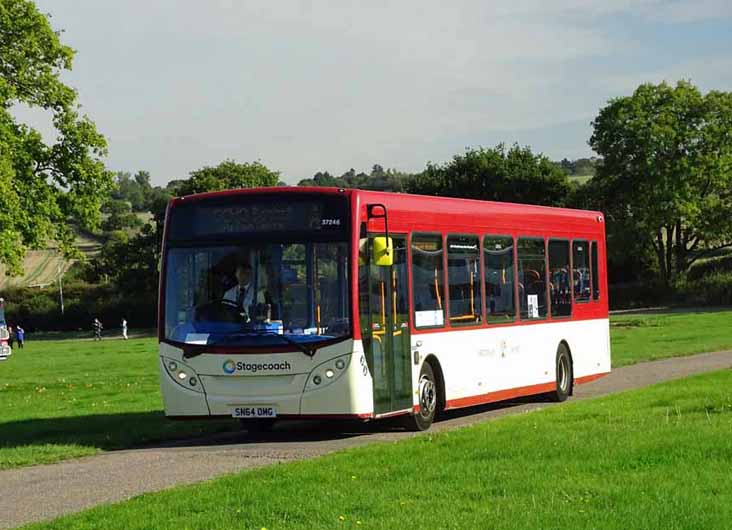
left=121, top=318, right=128, bottom=340
left=7, top=325, right=14, bottom=348
left=93, top=318, right=103, bottom=340
left=15, top=326, right=24, bottom=349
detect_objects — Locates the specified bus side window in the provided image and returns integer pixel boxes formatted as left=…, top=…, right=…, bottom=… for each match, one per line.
left=517, top=238, right=547, bottom=320
left=591, top=241, right=600, bottom=301
left=548, top=239, right=571, bottom=317
left=447, top=235, right=481, bottom=325
left=411, top=235, right=445, bottom=328
left=484, top=236, right=515, bottom=323
left=573, top=240, right=590, bottom=303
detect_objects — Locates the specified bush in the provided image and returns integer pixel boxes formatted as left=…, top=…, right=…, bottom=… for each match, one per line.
left=608, top=282, right=672, bottom=310
left=687, top=254, right=732, bottom=281
left=676, top=272, right=732, bottom=306
left=1, top=282, right=157, bottom=332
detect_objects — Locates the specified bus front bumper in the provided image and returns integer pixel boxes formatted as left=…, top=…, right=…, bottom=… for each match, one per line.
left=159, top=345, right=374, bottom=419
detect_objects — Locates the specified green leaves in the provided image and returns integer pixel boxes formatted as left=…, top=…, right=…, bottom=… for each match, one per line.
left=0, top=0, right=75, bottom=109
left=0, top=0, right=113, bottom=275
left=175, top=160, right=280, bottom=197
left=590, top=80, right=732, bottom=284
left=407, top=144, right=572, bottom=206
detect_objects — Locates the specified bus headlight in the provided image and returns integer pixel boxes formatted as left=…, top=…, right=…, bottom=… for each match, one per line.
left=162, top=357, right=204, bottom=394
left=305, top=354, right=351, bottom=391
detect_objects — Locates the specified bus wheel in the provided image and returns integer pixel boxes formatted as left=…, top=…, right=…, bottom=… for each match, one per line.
left=240, top=418, right=276, bottom=433
left=550, top=343, right=572, bottom=402
left=403, top=362, right=437, bottom=431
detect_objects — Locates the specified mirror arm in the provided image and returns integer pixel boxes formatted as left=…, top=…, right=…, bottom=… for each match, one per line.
left=367, top=203, right=390, bottom=251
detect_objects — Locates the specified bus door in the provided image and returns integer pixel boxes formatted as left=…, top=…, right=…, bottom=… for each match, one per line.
left=360, top=235, right=412, bottom=415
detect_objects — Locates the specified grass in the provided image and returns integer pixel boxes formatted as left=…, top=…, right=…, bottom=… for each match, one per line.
left=0, top=337, right=235, bottom=470
left=23, top=369, right=732, bottom=530
left=610, top=309, right=732, bottom=367
left=1, top=309, right=731, bottom=470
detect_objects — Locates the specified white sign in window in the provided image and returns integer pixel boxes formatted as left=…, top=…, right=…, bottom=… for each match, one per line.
left=527, top=295, right=539, bottom=318
left=415, top=310, right=444, bottom=327
left=185, top=333, right=209, bottom=344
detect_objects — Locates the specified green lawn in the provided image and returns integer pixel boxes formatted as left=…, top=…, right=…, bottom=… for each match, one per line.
left=23, top=369, right=732, bottom=530
left=610, top=309, right=732, bottom=367
left=0, top=337, right=235, bottom=469
left=1, top=309, right=731, bottom=471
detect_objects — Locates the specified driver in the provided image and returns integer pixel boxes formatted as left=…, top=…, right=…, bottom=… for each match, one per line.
left=223, top=263, right=255, bottom=316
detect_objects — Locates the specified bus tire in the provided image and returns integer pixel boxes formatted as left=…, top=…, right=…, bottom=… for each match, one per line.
left=403, top=362, right=437, bottom=431
left=550, top=343, right=572, bottom=402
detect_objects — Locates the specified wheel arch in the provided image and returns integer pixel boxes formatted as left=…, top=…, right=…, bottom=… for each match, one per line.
left=423, top=354, right=446, bottom=413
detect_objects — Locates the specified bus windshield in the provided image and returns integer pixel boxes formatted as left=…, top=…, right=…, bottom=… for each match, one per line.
left=164, top=241, right=350, bottom=349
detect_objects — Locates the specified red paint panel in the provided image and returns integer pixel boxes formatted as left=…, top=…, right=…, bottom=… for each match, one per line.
left=574, top=372, right=609, bottom=385
left=446, top=381, right=557, bottom=409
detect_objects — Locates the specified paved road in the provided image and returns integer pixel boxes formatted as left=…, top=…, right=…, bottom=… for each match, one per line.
left=2, top=350, right=731, bottom=529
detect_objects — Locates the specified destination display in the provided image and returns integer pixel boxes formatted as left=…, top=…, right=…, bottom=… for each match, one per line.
left=167, top=195, right=349, bottom=241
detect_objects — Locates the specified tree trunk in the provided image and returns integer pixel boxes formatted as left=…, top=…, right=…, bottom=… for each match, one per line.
left=665, top=225, right=674, bottom=283
left=674, top=220, right=687, bottom=277
left=655, top=230, right=669, bottom=286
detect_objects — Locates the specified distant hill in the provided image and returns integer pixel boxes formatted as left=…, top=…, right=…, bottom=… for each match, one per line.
left=0, top=230, right=103, bottom=289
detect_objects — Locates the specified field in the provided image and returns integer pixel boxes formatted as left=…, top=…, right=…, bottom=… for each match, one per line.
left=22, top=368, right=732, bottom=530
left=1, top=310, right=731, bottom=471
left=610, top=309, right=732, bottom=366
left=0, top=230, right=102, bottom=289
left=0, top=338, right=233, bottom=470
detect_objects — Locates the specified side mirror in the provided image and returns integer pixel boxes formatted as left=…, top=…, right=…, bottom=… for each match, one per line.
left=372, top=237, right=393, bottom=267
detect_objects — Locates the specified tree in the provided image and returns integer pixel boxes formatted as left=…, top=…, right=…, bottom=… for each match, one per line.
left=110, top=171, right=153, bottom=211
left=0, top=0, right=113, bottom=274
left=297, top=171, right=340, bottom=187
left=408, top=144, right=571, bottom=206
left=175, top=160, right=280, bottom=196
left=590, top=81, right=732, bottom=285
left=297, top=166, right=415, bottom=191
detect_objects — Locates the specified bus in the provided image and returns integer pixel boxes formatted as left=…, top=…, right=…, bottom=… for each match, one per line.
left=158, top=187, right=610, bottom=431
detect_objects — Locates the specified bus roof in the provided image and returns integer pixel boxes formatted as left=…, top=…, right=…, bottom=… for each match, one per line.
left=170, top=186, right=605, bottom=233
left=171, top=186, right=601, bottom=217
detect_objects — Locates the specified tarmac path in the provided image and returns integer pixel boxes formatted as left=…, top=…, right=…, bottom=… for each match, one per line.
left=2, top=350, right=731, bottom=529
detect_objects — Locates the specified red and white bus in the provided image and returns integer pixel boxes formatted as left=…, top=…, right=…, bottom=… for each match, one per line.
left=159, top=187, right=610, bottom=430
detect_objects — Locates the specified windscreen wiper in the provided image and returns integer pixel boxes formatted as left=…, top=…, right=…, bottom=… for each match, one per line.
left=241, top=331, right=319, bottom=358
left=181, top=331, right=320, bottom=359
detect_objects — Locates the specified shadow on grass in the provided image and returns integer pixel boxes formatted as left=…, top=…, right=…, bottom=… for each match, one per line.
left=1, top=394, right=554, bottom=457
left=0, top=411, right=379, bottom=455
left=0, top=411, right=237, bottom=453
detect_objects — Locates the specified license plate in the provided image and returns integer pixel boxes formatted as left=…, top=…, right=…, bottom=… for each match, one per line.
left=231, top=406, right=277, bottom=419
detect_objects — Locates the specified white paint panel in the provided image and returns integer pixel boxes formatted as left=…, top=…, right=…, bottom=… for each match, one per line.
left=159, top=318, right=610, bottom=417
left=410, top=318, right=610, bottom=406
left=159, top=340, right=374, bottom=417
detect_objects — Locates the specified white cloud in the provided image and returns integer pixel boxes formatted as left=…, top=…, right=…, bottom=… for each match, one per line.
left=13, top=0, right=730, bottom=184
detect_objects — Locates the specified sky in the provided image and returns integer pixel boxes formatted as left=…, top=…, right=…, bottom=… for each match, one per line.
left=15, top=0, right=732, bottom=185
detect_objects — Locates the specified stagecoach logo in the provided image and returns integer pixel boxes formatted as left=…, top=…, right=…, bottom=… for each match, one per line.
left=223, top=360, right=236, bottom=374
left=222, top=359, right=292, bottom=374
